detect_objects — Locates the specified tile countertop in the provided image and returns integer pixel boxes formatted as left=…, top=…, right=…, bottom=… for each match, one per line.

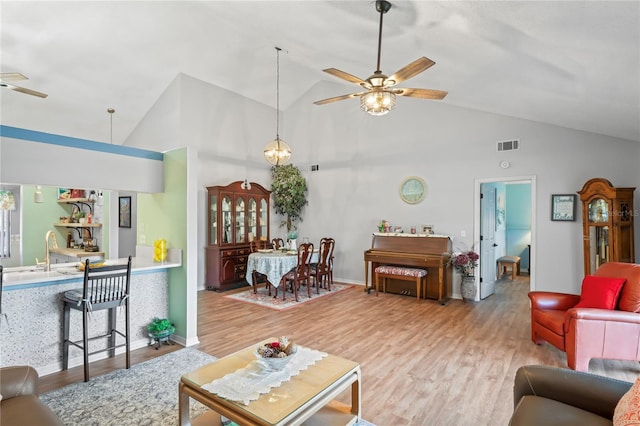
left=2, top=247, right=182, bottom=288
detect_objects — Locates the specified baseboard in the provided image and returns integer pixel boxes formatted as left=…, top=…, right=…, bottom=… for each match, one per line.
left=38, top=338, right=150, bottom=377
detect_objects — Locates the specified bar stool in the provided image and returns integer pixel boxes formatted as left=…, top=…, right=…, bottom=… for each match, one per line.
left=62, top=256, right=132, bottom=382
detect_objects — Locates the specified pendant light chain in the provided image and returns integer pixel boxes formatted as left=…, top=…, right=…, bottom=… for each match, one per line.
left=275, top=47, right=281, bottom=145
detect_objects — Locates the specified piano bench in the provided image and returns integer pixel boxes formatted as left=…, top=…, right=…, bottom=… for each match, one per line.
left=374, top=266, right=427, bottom=302
left=497, top=256, right=521, bottom=280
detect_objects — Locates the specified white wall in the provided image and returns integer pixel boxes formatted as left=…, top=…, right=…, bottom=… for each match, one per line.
left=126, top=76, right=640, bottom=295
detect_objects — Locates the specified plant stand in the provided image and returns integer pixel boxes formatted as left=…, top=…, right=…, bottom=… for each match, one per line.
left=148, top=331, right=174, bottom=350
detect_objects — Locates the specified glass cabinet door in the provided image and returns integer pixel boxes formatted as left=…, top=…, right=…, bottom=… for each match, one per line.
left=210, top=194, right=217, bottom=245
left=588, top=225, right=610, bottom=274
left=236, top=196, right=245, bottom=244
left=221, top=195, right=232, bottom=244
left=248, top=197, right=257, bottom=242
left=260, top=198, right=268, bottom=240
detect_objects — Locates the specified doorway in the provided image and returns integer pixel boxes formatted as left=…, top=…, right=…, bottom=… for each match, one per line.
left=474, top=176, right=536, bottom=298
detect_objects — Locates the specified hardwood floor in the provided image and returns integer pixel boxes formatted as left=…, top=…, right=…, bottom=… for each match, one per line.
left=40, top=276, right=640, bottom=425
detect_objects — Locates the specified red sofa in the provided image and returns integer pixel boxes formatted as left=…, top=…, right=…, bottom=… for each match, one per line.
left=528, top=262, right=640, bottom=371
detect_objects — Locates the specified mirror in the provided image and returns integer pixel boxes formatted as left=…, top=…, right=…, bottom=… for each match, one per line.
left=0, top=184, right=110, bottom=267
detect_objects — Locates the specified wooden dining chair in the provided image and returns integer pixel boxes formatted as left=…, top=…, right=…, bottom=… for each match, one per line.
left=271, top=238, right=284, bottom=250
left=311, top=238, right=335, bottom=293
left=280, top=242, right=314, bottom=302
left=249, top=239, right=272, bottom=295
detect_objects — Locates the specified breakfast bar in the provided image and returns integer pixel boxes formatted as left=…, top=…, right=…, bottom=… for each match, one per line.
left=0, top=248, right=182, bottom=375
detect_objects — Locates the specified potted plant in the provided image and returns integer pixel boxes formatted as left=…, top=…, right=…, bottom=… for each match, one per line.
left=270, top=164, right=308, bottom=234
left=147, top=317, right=175, bottom=349
left=450, top=249, right=479, bottom=302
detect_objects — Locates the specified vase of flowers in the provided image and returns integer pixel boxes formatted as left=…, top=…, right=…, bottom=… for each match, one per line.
left=450, top=250, right=479, bottom=302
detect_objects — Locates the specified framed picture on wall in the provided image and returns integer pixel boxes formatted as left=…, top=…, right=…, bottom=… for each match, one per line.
left=551, top=194, right=576, bottom=221
left=119, top=196, right=131, bottom=228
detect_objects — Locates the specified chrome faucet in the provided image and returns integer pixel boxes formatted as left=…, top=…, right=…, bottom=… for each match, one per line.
left=44, top=230, right=58, bottom=272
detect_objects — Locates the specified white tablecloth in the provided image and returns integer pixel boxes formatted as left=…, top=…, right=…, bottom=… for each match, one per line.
left=246, top=251, right=318, bottom=288
left=201, top=346, right=328, bottom=405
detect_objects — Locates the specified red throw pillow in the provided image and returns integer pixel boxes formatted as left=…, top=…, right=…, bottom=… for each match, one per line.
left=574, top=275, right=626, bottom=309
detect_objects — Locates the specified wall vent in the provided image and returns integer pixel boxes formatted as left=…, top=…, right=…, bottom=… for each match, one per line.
left=497, top=139, right=519, bottom=152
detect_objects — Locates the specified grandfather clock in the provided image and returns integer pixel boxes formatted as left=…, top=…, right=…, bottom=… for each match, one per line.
left=578, top=178, right=635, bottom=276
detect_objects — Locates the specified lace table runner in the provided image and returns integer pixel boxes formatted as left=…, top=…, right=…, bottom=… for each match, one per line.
left=201, top=346, right=327, bottom=405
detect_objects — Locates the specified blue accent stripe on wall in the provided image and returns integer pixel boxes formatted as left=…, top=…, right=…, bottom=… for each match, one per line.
left=0, top=125, right=163, bottom=161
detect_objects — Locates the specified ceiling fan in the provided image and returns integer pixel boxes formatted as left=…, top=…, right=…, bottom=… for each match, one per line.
left=314, top=0, right=447, bottom=116
left=0, top=72, right=48, bottom=98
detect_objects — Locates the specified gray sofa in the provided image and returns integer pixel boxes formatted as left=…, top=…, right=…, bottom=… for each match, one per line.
left=510, top=365, right=633, bottom=425
left=0, top=365, right=63, bottom=425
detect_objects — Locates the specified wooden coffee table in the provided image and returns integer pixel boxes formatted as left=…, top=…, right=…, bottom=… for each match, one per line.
left=179, top=340, right=361, bottom=426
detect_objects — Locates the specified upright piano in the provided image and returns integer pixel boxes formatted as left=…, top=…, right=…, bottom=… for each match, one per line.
left=364, top=233, right=452, bottom=304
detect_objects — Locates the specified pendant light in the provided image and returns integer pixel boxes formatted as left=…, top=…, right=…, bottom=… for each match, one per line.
left=264, top=47, right=292, bottom=166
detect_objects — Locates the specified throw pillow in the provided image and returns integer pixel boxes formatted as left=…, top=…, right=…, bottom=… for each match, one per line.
left=614, top=375, right=640, bottom=426
left=574, top=275, right=626, bottom=310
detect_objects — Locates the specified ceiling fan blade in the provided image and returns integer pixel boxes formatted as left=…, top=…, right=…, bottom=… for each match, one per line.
left=2, top=83, right=48, bottom=98
left=387, top=57, right=436, bottom=86
left=323, top=68, right=367, bottom=86
left=313, top=92, right=365, bottom=105
left=0, top=72, right=28, bottom=82
left=395, top=87, right=448, bottom=100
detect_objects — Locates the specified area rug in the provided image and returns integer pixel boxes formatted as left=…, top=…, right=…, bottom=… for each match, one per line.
left=41, top=347, right=376, bottom=426
left=41, top=348, right=214, bottom=425
left=224, top=283, right=352, bottom=310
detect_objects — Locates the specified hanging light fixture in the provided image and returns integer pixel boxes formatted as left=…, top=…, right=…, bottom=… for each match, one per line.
left=264, top=47, right=292, bottom=166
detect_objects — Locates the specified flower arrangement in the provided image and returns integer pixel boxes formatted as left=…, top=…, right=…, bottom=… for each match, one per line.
left=450, top=250, right=479, bottom=277
left=256, top=336, right=297, bottom=359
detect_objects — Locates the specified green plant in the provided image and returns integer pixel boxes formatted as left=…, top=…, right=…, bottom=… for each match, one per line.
left=147, top=317, right=175, bottom=335
left=271, top=164, right=308, bottom=232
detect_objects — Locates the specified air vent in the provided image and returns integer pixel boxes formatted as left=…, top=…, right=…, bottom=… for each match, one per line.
left=497, top=139, right=519, bottom=152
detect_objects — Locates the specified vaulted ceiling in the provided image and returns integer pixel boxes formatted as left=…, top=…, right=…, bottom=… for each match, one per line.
left=1, top=1, right=638, bottom=145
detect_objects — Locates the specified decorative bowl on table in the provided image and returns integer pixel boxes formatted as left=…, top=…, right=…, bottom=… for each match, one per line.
left=255, top=337, right=298, bottom=371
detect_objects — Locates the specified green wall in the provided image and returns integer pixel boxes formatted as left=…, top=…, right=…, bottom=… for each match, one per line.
left=137, top=148, right=188, bottom=337
left=21, top=185, right=110, bottom=266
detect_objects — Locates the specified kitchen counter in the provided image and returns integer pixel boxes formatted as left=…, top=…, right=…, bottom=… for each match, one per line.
left=0, top=246, right=182, bottom=375
left=49, top=247, right=105, bottom=258
left=2, top=247, right=181, bottom=288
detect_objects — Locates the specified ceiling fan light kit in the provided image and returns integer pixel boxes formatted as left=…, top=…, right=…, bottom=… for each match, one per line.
left=264, top=47, right=292, bottom=166
left=360, top=89, right=396, bottom=116
left=314, top=0, right=447, bottom=115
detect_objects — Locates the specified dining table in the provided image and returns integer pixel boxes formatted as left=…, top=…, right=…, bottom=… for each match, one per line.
left=246, top=250, right=318, bottom=289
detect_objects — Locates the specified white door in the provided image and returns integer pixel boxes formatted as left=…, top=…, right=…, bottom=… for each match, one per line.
left=480, top=185, right=497, bottom=299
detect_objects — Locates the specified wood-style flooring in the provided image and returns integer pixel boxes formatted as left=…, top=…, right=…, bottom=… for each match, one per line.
left=39, top=276, right=640, bottom=425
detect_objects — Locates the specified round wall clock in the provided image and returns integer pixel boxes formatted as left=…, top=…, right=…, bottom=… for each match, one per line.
left=399, top=176, right=426, bottom=204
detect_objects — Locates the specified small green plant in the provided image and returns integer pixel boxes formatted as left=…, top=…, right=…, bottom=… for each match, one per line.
left=147, top=317, right=175, bottom=335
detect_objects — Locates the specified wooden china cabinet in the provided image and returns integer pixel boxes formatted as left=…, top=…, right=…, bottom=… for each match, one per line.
left=578, top=178, right=635, bottom=276
left=205, top=181, right=271, bottom=291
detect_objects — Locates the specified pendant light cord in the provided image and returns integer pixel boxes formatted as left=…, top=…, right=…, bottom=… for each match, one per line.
left=275, top=47, right=281, bottom=148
